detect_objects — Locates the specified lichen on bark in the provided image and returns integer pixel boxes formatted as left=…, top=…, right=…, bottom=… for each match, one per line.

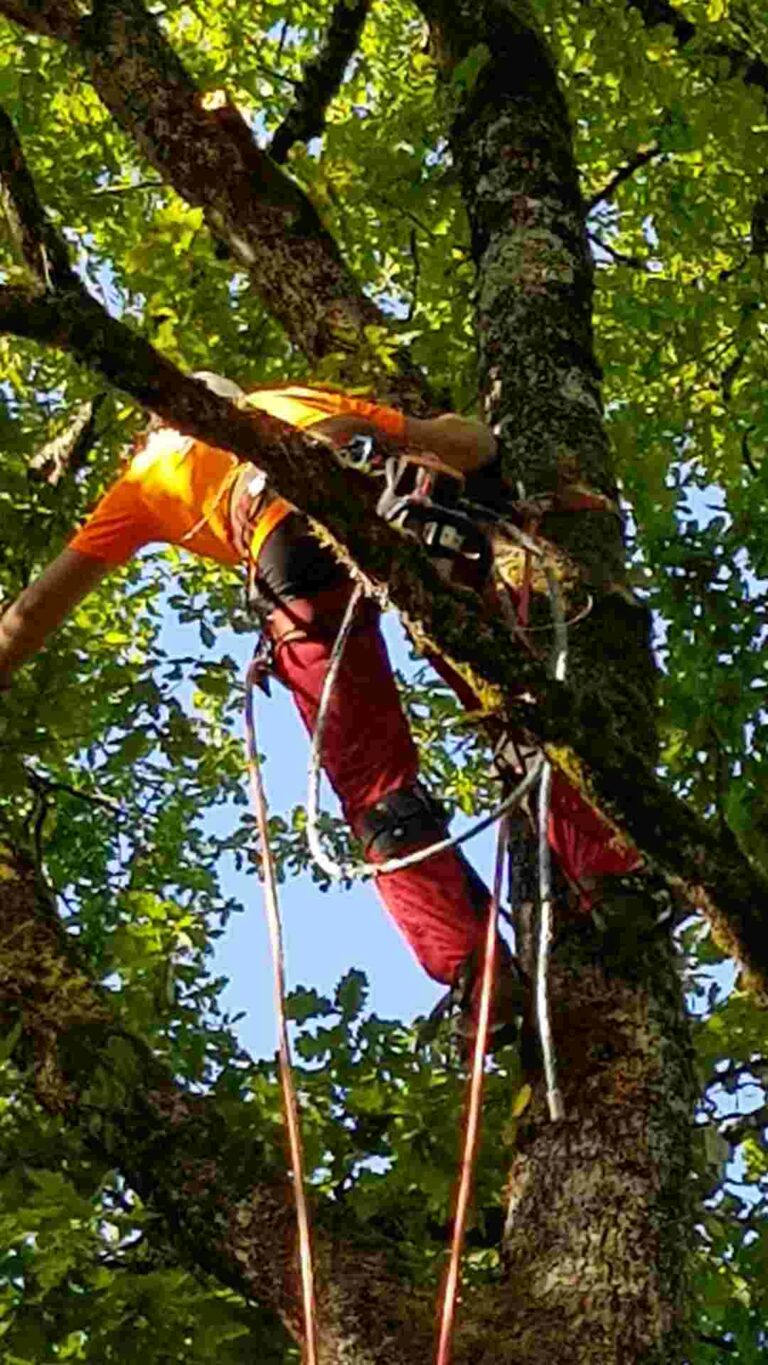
left=417, top=3, right=699, bottom=1357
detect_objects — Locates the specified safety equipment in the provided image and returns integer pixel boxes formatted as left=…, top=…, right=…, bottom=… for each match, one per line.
left=244, top=665, right=318, bottom=1365
left=192, top=370, right=245, bottom=401
left=355, top=779, right=449, bottom=861
left=376, top=454, right=492, bottom=582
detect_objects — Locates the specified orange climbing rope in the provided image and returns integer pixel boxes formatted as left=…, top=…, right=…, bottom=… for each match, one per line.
left=244, top=662, right=319, bottom=1365
left=435, top=818, right=508, bottom=1365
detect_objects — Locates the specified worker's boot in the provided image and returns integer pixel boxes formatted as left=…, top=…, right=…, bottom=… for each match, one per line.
left=421, top=938, right=526, bottom=1060
left=453, top=937, right=526, bottom=1060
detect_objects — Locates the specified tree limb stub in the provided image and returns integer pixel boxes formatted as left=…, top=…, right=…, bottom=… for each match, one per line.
left=0, top=848, right=436, bottom=1364
left=2, top=274, right=768, bottom=999
left=270, top=0, right=372, bottom=165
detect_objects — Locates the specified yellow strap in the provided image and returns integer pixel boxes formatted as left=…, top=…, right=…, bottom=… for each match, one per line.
left=249, top=496, right=294, bottom=565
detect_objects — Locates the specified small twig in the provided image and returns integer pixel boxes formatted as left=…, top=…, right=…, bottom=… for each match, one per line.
left=269, top=0, right=372, bottom=163
left=24, top=765, right=124, bottom=817
left=586, top=140, right=665, bottom=212
left=721, top=346, right=750, bottom=403
left=588, top=229, right=652, bottom=271
left=88, top=178, right=164, bottom=198
left=741, top=428, right=758, bottom=478
left=377, top=193, right=439, bottom=240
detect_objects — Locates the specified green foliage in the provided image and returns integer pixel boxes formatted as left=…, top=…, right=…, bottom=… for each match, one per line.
left=0, top=0, right=767, bottom=1358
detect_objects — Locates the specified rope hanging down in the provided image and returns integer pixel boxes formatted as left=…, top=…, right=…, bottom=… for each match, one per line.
left=306, top=581, right=545, bottom=884
left=536, top=566, right=568, bottom=1124
left=435, top=817, right=509, bottom=1365
left=244, top=669, right=319, bottom=1365
left=241, top=517, right=570, bottom=1360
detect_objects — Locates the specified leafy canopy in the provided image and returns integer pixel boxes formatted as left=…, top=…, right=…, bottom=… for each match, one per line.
left=0, top=0, right=767, bottom=1359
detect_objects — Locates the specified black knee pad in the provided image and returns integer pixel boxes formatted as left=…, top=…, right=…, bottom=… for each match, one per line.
left=357, top=781, right=449, bottom=861
left=248, top=512, right=346, bottom=618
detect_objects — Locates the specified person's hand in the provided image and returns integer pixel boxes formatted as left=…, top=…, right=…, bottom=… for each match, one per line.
left=429, top=413, right=497, bottom=465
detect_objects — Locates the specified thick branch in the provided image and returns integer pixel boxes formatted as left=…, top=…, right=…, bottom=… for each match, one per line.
left=0, top=0, right=424, bottom=391
left=0, top=103, right=77, bottom=287
left=269, top=0, right=372, bottom=165
left=0, top=847, right=435, bottom=1364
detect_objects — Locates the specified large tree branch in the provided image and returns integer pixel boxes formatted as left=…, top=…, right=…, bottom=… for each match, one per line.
left=269, top=0, right=372, bottom=165
left=0, top=0, right=425, bottom=396
left=0, top=847, right=437, bottom=1364
left=3, top=286, right=768, bottom=1004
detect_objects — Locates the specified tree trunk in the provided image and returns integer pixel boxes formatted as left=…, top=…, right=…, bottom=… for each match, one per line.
left=417, top=3, right=697, bottom=1358
left=0, top=2, right=752, bottom=1360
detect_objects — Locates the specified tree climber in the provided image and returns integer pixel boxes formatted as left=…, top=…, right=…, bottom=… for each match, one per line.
left=0, top=375, right=640, bottom=1049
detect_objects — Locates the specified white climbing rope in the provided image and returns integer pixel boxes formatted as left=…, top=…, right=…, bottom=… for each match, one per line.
left=305, top=538, right=570, bottom=1128
left=536, top=564, right=568, bottom=1123
left=305, top=580, right=545, bottom=884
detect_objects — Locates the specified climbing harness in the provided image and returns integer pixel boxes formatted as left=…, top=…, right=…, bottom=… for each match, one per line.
left=376, top=454, right=492, bottom=580
left=436, top=818, right=509, bottom=1365
left=244, top=667, right=319, bottom=1365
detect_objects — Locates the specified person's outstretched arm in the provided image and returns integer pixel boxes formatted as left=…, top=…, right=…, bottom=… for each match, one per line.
left=0, top=549, right=108, bottom=688
left=310, top=410, right=497, bottom=474
left=403, top=413, right=497, bottom=473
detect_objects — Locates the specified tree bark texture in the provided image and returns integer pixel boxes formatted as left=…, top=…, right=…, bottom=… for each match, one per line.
left=416, top=4, right=699, bottom=1358
left=0, top=2, right=763, bottom=1359
left=0, top=846, right=439, bottom=1365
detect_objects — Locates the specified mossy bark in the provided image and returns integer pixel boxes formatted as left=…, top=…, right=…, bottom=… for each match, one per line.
left=0, top=847, right=437, bottom=1364
left=417, top=3, right=699, bottom=1359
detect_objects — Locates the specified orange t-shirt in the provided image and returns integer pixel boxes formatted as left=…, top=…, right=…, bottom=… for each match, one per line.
left=68, top=385, right=406, bottom=567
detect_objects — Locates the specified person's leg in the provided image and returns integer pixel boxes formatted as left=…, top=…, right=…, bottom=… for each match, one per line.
left=271, top=583, right=488, bottom=986
left=427, top=651, right=641, bottom=903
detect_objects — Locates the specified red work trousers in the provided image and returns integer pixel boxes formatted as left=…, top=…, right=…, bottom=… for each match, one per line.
left=273, top=601, right=488, bottom=986
left=272, top=592, right=640, bottom=987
